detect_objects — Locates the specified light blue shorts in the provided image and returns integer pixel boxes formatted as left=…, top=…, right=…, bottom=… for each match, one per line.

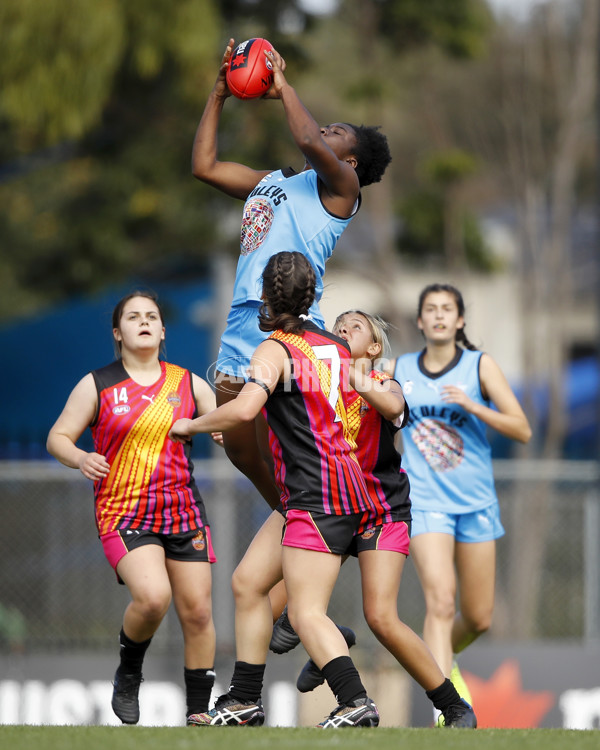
left=411, top=504, right=505, bottom=543
left=215, top=302, right=325, bottom=380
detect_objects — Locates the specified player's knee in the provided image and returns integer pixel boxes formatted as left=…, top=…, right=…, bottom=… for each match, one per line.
left=426, top=592, right=456, bottom=622
left=231, top=567, right=247, bottom=600
left=182, top=602, right=213, bottom=632
left=231, top=565, right=263, bottom=601
left=463, top=609, right=492, bottom=636
left=285, top=605, right=307, bottom=636
left=136, top=592, right=171, bottom=623
left=363, top=604, right=395, bottom=639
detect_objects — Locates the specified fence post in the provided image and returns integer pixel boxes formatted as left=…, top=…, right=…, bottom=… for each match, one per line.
left=584, top=489, right=600, bottom=641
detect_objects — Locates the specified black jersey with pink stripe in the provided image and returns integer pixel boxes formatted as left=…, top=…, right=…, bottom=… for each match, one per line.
left=264, top=323, right=372, bottom=516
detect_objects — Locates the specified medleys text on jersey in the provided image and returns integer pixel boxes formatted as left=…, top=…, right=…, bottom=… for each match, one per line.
left=248, top=183, right=288, bottom=206
left=407, top=405, right=467, bottom=428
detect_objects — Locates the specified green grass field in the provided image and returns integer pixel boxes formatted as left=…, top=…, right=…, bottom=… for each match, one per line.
left=1, top=726, right=598, bottom=750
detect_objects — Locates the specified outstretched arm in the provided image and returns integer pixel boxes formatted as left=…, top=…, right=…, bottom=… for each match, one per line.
left=191, top=37, right=272, bottom=199
left=264, top=48, right=359, bottom=216
left=170, top=340, right=287, bottom=441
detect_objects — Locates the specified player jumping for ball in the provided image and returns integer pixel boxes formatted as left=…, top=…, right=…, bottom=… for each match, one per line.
left=191, top=39, right=392, bottom=531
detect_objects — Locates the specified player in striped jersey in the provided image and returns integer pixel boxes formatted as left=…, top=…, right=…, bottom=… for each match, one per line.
left=169, top=252, right=379, bottom=728
left=294, top=310, right=477, bottom=728
left=47, top=291, right=219, bottom=727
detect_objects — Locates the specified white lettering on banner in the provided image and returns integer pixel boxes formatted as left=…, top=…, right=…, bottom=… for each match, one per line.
left=0, top=680, right=185, bottom=726
left=88, top=682, right=120, bottom=726
left=139, top=683, right=185, bottom=727
left=0, top=679, right=299, bottom=727
left=21, top=681, right=45, bottom=725
left=4, top=677, right=599, bottom=728
left=0, top=681, right=20, bottom=724
left=560, top=688, right=600, bottom=729
left=48, top=680, right=93, bottom=725
left=267, top=681, right=296, bottom=727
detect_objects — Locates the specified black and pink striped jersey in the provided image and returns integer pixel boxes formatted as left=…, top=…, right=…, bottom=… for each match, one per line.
left=90, top=360, right=207, bottom=536
left=264, top=323, right=373, bottom=516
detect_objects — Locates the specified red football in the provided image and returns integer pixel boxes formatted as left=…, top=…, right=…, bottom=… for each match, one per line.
left=226, top=38, right=274, bottom=100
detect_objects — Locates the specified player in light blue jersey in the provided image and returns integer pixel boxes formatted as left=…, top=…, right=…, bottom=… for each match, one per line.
left=191, top=38, right=391, bottom=518
left=390, top=283, right=531, bottom=720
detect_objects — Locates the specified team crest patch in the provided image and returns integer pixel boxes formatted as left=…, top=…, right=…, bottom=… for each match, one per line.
left=192, top=530, right=205, bottom=551
left=166, top=391, right=181, bottom=407
left=240, top=197, right=274, bottom=255
left=361, top=528, right=376, bottom=540
left=413, top=418, right=464, bottom=472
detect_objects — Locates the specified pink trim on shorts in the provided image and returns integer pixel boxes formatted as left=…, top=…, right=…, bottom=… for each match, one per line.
left=101, top=530, right=129, bottom=571
left=203, top=526, right=217, bottom=563
left=363, top=521, right=410, bottom=555
left=281, top=509, right=331, bottom=553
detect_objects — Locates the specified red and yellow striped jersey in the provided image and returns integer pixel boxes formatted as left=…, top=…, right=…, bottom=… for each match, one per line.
left=346, top=370, right=411, bottom=525
left=264, top=323, right=373, bottom=516
left=90, top=360, right=206, bottom=536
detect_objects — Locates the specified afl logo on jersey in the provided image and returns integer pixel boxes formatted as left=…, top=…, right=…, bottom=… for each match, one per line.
left=192, top=530, right=206, bottom=551
left=112, top=404, right=131, bottom=415
left=166, top=391, right=181, bottom=407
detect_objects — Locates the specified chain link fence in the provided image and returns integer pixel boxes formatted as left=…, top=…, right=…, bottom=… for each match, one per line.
left=0, top=459, right=598, bottom=656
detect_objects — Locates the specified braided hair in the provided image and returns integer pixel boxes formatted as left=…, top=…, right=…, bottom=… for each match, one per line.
left=258, top=251, right=317, bottom=334
left=417, top=283, right=478, bottom=351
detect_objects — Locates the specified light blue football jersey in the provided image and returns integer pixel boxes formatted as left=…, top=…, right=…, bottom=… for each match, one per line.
left=231, top=168, right=357, bottom=317
left=393, top=347, right=498, bottom=514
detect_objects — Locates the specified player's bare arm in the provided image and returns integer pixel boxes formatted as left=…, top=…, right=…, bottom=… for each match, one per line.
left=441, top=353, right=532, bottom=443
left=191, top=37, right=272, bottom=199
left=191, top=373, right=217, bottom=415
left=46, top=374, right=110, bottom=480
left=191, top=373, right=224, bottom=446
left=170, top=385, right=267, bottom=441
left=350, top=367, right=406, bottom=423
left=265, top=49, right=359, bottom=217
left=170, top=341, right=286, bottom=442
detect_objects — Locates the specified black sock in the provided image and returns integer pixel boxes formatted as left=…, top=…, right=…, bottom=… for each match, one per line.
left=117, top=628, right=152, bottom=674
left=321, top=655, right=366, bottom=706
left=184, top=667, right=216, bottom=715
left=228, top=661, right=265, bottom=704
left=426, top=678, right=462, bottom=711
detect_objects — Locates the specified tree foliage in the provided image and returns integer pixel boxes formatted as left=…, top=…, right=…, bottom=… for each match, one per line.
left=0, top=0, right=330, bottom=320
left=0, top=0, right=125, bottom=150
left=1, top=0, right=593, bottom=329
left=374, top=0, right=493, bottom=58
